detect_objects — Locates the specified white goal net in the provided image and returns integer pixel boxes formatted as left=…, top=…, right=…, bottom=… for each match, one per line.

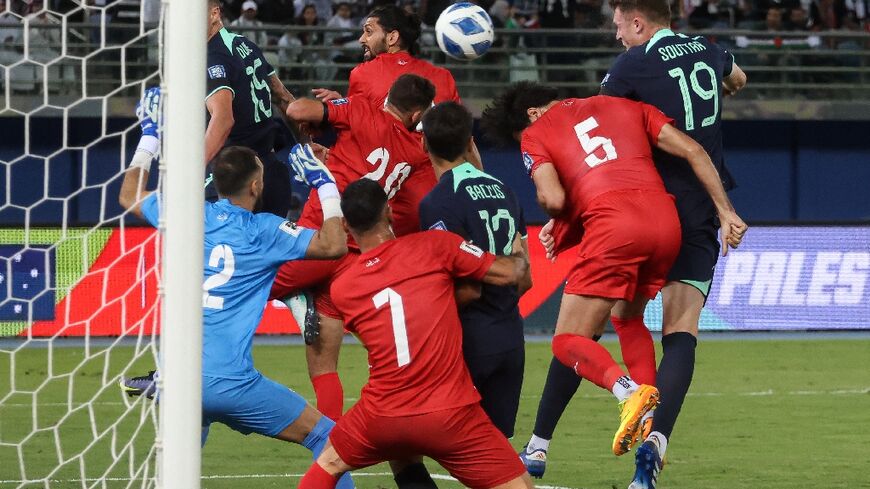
left=0, top=1, right=203, bottom=487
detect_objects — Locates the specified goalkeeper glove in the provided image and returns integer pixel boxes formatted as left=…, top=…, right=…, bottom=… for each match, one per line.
left=287, top=143, right=335, bottom=189
left=136, top=86, right=161, bottom=139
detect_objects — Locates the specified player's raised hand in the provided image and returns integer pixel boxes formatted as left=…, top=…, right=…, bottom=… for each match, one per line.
left=539, top=219, right=557, bottom=262
left=719, top=211, right=748, bottom=256
left=312, top=88, right=342, bottom=102
left=136, top=86, right=161, bottom=139
left=288, top=143, right=335, bottom=189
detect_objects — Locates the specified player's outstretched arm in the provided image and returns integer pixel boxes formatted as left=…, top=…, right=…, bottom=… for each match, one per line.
left=655, top=123, right=748, bottom=255
left=531, top=163, right=566, bottom=217
left=723, top=63, right=747, bottom=97
left=268, top=73, right=295, bottom=114
left=119, top=87, right=161, bottom=219
left=286, top=98, right=328, bottom=124
left=287, top=144, right=348, bottom=259
left=481, top=255, right=529, bottom=287
left=205, top=89, right=234, bottom=163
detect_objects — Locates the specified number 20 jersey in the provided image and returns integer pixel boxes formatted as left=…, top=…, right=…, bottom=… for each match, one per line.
left=330, top=231, right=496, bottom=416
left=298, top=96, right=433, bottom=238
left=600, top=29, right=736, bottom=194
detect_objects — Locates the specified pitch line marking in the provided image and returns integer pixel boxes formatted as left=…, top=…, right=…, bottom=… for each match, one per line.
left=4, top=387, right=868, bottom=408
left=0, top=471, right=576, bottom=488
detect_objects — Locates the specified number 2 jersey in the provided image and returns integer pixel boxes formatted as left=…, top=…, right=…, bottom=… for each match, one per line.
left=298, top=96, right=432, bottom=238
left=207, top=28, right=277, bottom=158
left=600, top=29, right=736, bottom=196
left=140, top=193, right=314, bottom=380
left=330, top=231, right=496, bottom=416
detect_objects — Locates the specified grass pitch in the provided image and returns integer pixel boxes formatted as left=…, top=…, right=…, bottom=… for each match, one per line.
left=1, top=338, right=868, bottom=488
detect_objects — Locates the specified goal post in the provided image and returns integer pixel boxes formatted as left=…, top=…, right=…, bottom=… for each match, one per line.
left=0, top=0, right=206, bottom=486
left=159, top=0, right=206, bottom=487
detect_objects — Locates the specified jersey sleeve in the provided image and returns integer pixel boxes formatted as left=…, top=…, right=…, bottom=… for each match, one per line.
left=599, top=52, right=639, bottom=98
left=520, top=129, right=552, bottom=177
left=256, top=215, right=316, bottom=264
left=325, top=96, right=364, bottom=131
left=206, top=51, right=235, bottom=100
left=418, top=194, right=468, bottom=239
left=250, top=42, right=276, bottom=76
left=139, top=192, right=160, bottom=228
left=512, top=191, right=528, bottom=239
left=640, top=101, right=674, bottom=143
left=434, top=231, right=497, bottom=281
left=713, top=41, right=735, bottom=77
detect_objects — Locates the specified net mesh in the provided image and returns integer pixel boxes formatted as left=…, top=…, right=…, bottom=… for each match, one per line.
left=1, top=1, right=163, bottom=487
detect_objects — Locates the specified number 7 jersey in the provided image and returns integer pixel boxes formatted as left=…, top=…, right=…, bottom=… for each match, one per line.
left=330, top=231, right=496, bottom=416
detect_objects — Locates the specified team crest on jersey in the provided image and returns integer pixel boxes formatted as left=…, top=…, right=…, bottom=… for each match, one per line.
left=522, top=152, right=533, bottom=174
left=429, top=220, right=448, bottom=231
left=207, top=64, right=227, bottom=80
left=330, top=98, right=349, bottom=106
left=279, top=221, right=303, bottom=237
left=460, top=241, right=484, bottom=258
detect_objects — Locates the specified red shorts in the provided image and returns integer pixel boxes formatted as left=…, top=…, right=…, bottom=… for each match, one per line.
left=268, top=252, right=357, bottom=319
left=330, top=401, right=526, bottom=489
left=566, top=190, right=681, bottom=301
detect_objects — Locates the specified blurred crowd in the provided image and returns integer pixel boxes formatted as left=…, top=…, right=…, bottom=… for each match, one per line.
left=0, top=0, right=867, bottom=98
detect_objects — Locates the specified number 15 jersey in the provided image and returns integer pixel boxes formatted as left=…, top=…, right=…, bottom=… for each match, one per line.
left=330, top=231, right=496, bottom=416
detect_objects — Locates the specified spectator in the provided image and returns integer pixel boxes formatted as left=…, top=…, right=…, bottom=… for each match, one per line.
left=294, top=0, right=332, bottom=24
left=0, top=0, right=22, bottom=66
left=230, top=1, right=268, bottom=47
left=326, top=1, right=358, bottom=78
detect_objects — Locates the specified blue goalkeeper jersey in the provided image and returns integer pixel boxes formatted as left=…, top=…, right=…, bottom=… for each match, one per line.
left=141, top=193, right=314, bottom=379
left=600, top=28, right=736, bottom=199
left=418, top=162, right=527, bottom=357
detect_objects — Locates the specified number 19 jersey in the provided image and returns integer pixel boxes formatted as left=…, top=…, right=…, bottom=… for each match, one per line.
left=600, top=29, right=736, bottom=193
left=330, top=231, right=496, bottom=416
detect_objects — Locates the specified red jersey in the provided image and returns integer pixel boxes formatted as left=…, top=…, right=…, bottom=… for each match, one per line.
left=330, top=231, right=496, bottom=416
left=348, top=51, right=461, bottom=107
left=522, top=96, right=673, bottom=216
left=297, top=96, right=434, bottom=237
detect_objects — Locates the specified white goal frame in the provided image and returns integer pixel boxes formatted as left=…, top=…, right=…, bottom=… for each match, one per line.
left=159, top=0, right=205, bottom=487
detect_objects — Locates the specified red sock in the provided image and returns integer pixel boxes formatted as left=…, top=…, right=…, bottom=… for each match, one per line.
left=311, top=372, right=344, bottom=421
left=611, top=316, right=657, bottom=386
left=552, top=334, right=625, bottom=391
left=299, top=462, right=339, bottom=489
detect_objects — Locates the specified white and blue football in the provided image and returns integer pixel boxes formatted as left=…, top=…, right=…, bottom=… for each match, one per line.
left=435, top=2, right=495, bottom=61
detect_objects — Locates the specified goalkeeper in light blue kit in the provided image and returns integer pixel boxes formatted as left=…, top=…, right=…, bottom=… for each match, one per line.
left=119, top=88, right=353, bottom=488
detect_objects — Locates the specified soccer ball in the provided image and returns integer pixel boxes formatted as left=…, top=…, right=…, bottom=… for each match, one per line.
left=435, top=2, right=495, bottom=61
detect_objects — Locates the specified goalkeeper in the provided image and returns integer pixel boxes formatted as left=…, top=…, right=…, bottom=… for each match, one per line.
left=118, top=88, right=352, bottom=488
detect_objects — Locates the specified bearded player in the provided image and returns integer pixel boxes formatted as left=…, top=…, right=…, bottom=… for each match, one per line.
left=297, top=178, right=533, bottom=489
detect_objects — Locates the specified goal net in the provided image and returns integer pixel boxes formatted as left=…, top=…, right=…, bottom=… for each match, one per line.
left=0, top=1, right=203, bottom=487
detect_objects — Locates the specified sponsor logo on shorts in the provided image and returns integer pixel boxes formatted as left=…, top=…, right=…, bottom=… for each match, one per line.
left=207, top=64, right=227, bottom=79
left=279, top=221, right=303, bottom=237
